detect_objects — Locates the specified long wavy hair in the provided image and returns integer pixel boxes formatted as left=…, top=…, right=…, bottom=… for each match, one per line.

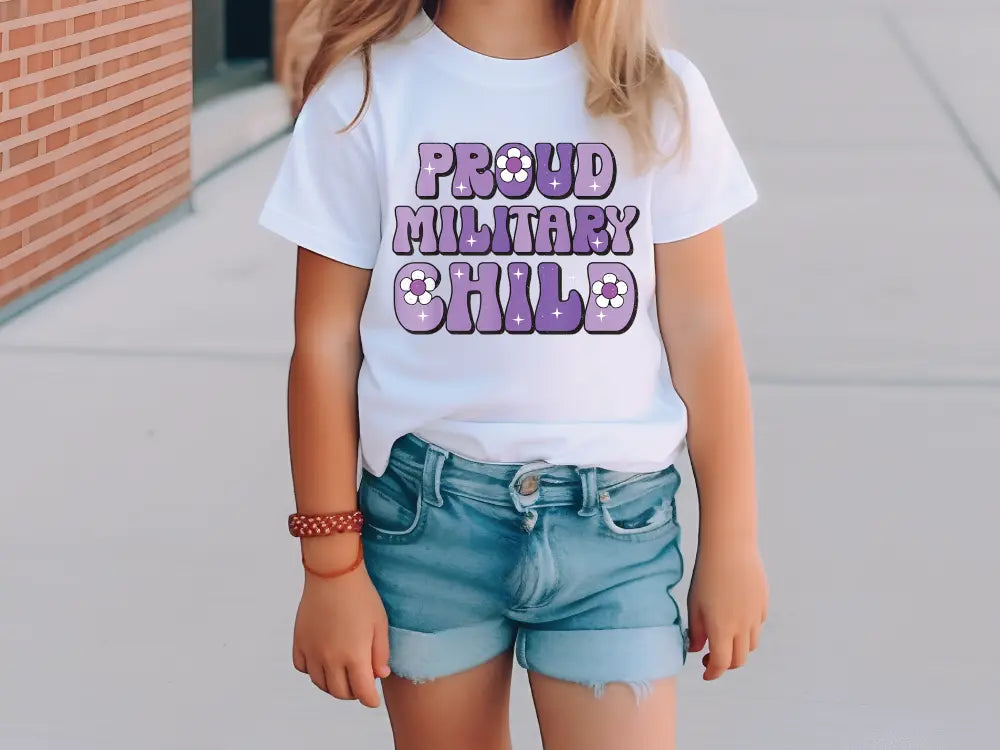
left=282, top=0, right=688, bottom=162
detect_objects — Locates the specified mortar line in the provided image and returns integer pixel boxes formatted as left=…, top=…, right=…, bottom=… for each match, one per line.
left=882, top=6, right=1000, bottom=198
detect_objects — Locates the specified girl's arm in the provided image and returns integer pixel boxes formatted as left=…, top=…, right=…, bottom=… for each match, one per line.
left=288, top=247, right=390, bottom=708
left=654, top=226, right=768, bottom=681
left=289, top=246, right=368, bottom=555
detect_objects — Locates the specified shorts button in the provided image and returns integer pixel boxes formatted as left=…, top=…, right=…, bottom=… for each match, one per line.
left=518, top=475, right=539, bottom=495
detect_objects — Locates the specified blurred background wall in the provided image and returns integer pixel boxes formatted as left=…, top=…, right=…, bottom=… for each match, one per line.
left=0, top=0, right=308, bottom=315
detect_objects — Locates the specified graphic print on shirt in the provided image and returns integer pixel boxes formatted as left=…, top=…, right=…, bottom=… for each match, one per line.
left=392, top=142, right=640, bottom=335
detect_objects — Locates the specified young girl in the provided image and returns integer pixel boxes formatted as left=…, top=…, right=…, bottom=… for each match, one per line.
left=260, top=1, right=768, bottom=747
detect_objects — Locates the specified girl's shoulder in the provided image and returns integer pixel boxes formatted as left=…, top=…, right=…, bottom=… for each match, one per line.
left=306, top=26, right=428, bottom=122
left=660, top=48, right=714, bottom=104
left=653, top=48, right=732, bottom=145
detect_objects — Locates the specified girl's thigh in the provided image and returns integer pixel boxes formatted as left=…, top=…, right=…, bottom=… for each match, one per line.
left=381, top=648, right=515, bottom=750
left=528, top=672, right=676, bottom=750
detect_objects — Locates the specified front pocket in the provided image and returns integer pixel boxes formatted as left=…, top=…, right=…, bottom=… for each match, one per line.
left=358, top=469, right=426, bottom=542
left=597, top=467, right=680, bottom=542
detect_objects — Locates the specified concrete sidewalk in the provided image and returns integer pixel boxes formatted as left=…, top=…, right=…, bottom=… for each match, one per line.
left=2, top=1, right=999, bottom=748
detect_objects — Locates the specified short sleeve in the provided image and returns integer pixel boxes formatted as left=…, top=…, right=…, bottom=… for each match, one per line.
left=651, top=51, right=758, bottom=244
left=258, top=64, right=382, bottom=269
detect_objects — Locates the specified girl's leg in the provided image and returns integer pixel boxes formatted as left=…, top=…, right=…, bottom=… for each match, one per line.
left=528, top=673, right=676, bottom=750
left=381, top=649, right=516, bottom=750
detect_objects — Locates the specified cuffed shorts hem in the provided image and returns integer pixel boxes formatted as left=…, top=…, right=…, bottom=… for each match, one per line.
left=387, top=620, right=516, bottom=682
left=515, top=624, right=687, bottom=688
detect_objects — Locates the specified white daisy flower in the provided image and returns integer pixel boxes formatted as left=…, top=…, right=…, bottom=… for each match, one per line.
left=496, top=146, right=532, bottom=183
left=592, top=272, right=628, bottom=309
left=399, top=269, right=436, bottom=305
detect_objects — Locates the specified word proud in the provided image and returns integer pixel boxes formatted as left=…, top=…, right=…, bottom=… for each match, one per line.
left=394, top=262, right=638, bottom=335
left=415, top=142, right=618, bottom=200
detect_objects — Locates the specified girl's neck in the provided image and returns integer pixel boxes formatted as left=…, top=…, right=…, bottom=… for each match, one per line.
left=433, top=0, right=571, bottom=60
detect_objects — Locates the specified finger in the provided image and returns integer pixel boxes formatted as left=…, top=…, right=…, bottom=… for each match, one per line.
left=293, top=647, right=308, bottom=674
left=749, top=623, right=761, bottom=653
left=731, top=633, right=749, bottom=669
left=372, top=621, right=391, bottom=679
left=348, top=660, right=382, bottom=708
left=704, top=630, right=732, bottom=681
left=687, top=608, right=707, bottom=653
left=326, top=664, right=354, bottom=700
left=307, top=659, right=328, bottom=694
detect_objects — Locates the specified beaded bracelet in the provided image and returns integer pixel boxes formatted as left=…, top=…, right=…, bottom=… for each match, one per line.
left=288, top=510, right=364, bottom=537
left=290, top=511, right=365, bottom=579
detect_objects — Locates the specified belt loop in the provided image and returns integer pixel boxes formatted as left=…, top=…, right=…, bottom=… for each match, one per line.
left=577, top=467, right=599, bottom=516
left=421, top=443, right=448, bottom=507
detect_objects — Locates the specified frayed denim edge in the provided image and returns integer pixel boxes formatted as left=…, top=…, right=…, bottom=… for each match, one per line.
left=584, top=679, right=655, bottom=704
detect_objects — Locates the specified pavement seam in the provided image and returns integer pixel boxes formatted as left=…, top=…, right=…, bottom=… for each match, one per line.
left=0, top=344, right=287, bottom=364
left=881, top=6, right=1000, bottom=198
left=2, top=343, right=1000, bottom=389
left=752, top=373, right=1000, bottom=390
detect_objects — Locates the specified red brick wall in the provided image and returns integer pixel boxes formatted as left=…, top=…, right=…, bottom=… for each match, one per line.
left=0, top=0, right=192, bottom=309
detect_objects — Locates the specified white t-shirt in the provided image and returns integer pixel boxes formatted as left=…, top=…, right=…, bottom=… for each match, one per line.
left=259, top=13, right=758, bottom=477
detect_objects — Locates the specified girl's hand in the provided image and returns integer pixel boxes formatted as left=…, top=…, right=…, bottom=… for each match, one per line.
left=686, top=541, right=768, bottom=680
left=292, top=557, right=391, bottom=707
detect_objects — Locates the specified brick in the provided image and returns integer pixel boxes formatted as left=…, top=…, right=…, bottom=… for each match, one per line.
left=27, top=211, right=61, bottom=243
left=28, top=161, right=54, bottom=185
left=60, top=200, right=86, bottom=224
left=42, top=20, right=67, bottom=42
left=74, top=66, right=97, bottom=85
left=0, top=118, right=21, bottom=139
left=53, top=138, right=98, bottom=171
left=0, top=172, right=30, bottom=202
left=74, top=217, right=100, bottom=241
left=59, top=96, right=83, bottom=117
left=99, top=7, right=123, bottom=24
left=0, top=1, right=24, bottom=23
left=56, top=43, right=81, bottom=65
left=9, top=83, right=37, bottom=108
left=37, top=176, right=74, bottom=207
left=10, top=195, right=37, bottom=223
left=73, top=12, right=96, bottom=32
left=27, top=0, right=53, bottom=13
left=127, top=47, right=160, bottom=67
left=10, top=140, right=39, bottom=167
left=0, top=58, right=19, bottom=83
left=9, top=26, right=36, bottom=50
left=142, top=82, right=187, bottom=111
left=88, top=34, right=111, bottom=54
left=45, top=127, right=70, bottom=151
left=27, top=105, right=54, bottom=130
left=149, top=127, right=186, bottom=153
left=41, top=72, right=73, bottom=96
left=0, top=231, right=23, bottom=258
left=26, top=50, right=54, bottom=73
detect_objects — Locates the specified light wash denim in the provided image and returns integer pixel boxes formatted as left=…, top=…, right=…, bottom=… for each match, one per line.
left=359, top=433, right=687, bottom=701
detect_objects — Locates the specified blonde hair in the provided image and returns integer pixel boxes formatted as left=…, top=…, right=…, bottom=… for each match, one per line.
left=281, top=0, right=688, bottom=162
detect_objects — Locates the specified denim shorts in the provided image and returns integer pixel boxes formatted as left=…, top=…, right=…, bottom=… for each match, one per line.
left=359, top=433, right=687, bottom=699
